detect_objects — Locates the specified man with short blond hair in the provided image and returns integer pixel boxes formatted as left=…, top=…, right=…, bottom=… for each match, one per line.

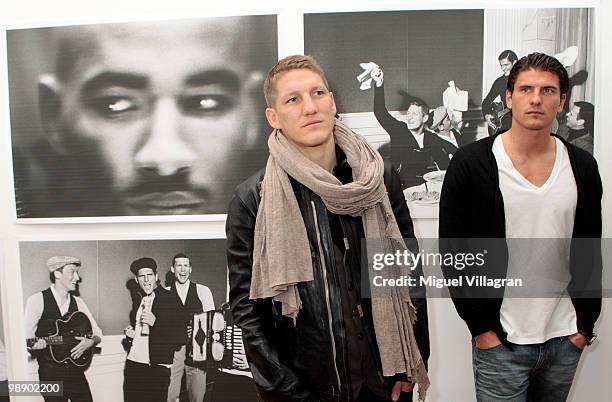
left=263, top=55, right=330, bottom=107
left=227, top=55, right=429, bottom=402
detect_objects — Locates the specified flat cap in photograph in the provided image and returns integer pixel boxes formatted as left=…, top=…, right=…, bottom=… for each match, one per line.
left=431, top=106, right=450, bottom=129
left=47, top=256, right=82, bottom=272
left=130, top=257, right=158, bottom=275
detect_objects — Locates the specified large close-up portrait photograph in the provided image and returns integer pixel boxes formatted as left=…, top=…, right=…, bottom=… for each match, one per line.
left=7, top=15, right=277, bottom=222
left=18, top=237, right=258, bottom=402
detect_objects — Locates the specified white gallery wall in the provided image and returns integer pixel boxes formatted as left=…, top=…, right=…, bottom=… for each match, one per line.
left=1, top=1, right=610, bottom=401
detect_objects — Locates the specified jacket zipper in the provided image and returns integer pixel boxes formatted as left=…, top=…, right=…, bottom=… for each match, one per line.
left=311, top=200, right=342, bottom=394
left=339, top=217, right=386, bottom=389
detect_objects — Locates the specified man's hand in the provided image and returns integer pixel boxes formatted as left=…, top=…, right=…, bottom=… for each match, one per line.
left=30, top=339, right=47, bottom=351
left=140, top=311, right=156, bottom=327
left=474, top=330, right=502, bottom=349
left=70, top=337, right=94, bottom=359
left=124, top=325, right=135, bottom=339
left=391, top=381, right=414, bottom=401
left=371, top=67, right=384, bottom=87
left=186, top=323, right=193, bottom=340
left=232, top=353, right=250, bottom=370
left=567, top=332, right=587, bottom=350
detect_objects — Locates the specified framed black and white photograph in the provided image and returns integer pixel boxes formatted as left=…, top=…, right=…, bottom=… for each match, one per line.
left=304, top=6, right=595, bottom=218
left=0, top=2, right=609, bottom=402
left=18, top=236, right=258, bottom=402
left=7, top=15, right=278, bottom=223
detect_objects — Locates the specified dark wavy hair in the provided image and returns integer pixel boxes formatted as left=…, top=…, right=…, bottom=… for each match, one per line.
left=507, top=52, right=569, bottom=95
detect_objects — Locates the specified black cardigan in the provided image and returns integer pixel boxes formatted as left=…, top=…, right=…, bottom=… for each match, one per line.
left=439, top=133, right=602, bottom=339
left=125, top=286, right=185, bottom=364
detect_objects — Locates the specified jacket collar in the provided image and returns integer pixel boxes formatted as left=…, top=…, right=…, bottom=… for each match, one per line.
left=332, top=144, right=353, bottom=184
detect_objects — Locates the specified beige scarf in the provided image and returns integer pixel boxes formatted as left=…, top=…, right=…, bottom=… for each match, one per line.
left=250, top=119, right=429, bottom=400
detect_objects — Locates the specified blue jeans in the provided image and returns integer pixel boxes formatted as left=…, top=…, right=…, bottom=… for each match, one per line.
left=472, top=336, right=583, bottom=402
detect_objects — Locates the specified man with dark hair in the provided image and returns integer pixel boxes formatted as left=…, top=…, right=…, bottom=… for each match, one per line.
left=166, top=253, right=215, bottom=402
left=123, top=257, right=184, bottom=402
left=24, top=256, right=103, bottom=402
left=11, top=17, right=274, bottom=218
left=227, top=55, right=430, bottom=402
left=368, top=66, right=451, bottom=188
left=566, top=101, right=595, bottom=154
left=482, top=49, right=518, bottom=136
left=440, top=52, right=602, bottom=401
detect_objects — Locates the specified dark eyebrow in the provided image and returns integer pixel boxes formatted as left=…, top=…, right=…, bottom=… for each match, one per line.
left=184, top=70, right=241, bottom=91
left=81, top=71, right=149, bottom=94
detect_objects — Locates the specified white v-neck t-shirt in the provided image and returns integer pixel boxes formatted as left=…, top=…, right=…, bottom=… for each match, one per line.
left=493, top=135, right=577, bottom=344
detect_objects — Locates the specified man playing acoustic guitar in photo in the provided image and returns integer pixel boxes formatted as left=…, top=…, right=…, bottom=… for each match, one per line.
left=24, top=256, right=102, bottom=402
left=482, top=49, right=518, bottom=136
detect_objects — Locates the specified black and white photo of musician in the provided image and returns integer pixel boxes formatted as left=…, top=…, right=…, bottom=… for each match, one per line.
left=24, top=256, right=102, bottom=402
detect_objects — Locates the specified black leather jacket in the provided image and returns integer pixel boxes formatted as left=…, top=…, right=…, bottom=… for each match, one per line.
left=226, top=154, right=430, bottom=402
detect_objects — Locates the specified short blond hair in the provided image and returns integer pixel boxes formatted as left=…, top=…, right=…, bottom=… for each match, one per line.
left=263, top=55, right=330, bottom=107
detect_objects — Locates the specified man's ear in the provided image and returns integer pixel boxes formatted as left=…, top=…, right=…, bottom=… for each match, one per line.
left=170, top=266, right=175, bottom=274
left=422, top=113, right=429, bottom=124
left=505, top=89, right=513, bottom=110
left=330, top=91, right=337, bottom=115
left=558, top=93, right=567, bottom=113
left=38, top=74, right=65, bottom=147
left=265, top=107, right=281, bottom=129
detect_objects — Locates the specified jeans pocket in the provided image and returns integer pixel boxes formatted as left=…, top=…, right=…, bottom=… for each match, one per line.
left=563, top=336, right=585, bottom=353
left=472, top=340, right=507, bottom=371
left=474, top=342, right=505, bottom=352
